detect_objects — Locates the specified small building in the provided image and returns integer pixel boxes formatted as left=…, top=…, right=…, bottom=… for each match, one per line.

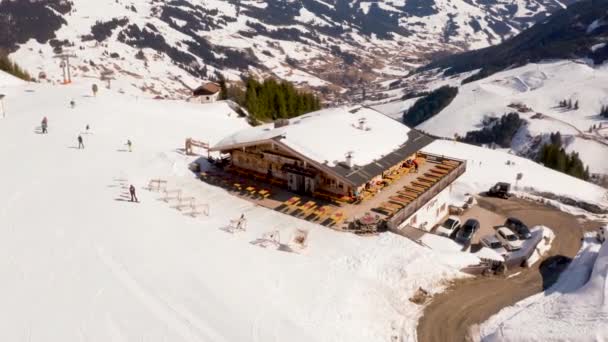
left=191, top=82, right=221, bottom=103
left=211, top=106, right=434, bottom=196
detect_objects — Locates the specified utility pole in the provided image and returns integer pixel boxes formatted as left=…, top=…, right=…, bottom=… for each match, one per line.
left=54, top=53, right=77, bottom=84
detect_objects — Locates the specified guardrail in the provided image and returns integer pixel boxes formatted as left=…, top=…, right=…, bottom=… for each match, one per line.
left=386, top=153, right=467, bottom=231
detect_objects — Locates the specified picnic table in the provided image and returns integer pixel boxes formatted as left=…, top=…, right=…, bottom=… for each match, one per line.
left=258, top=189, right=271, bottom=199
left=313, top=205, right=332, bottom=220
left=397, top=190, right=418, bottom=200
left=285, top=196, right=301, bottom=207
left=411, top=181, right=431, bottom=189
left=375, top=205, right=396, bottom=216
left=418, top=176, right=437, bottom=184
left=245, top=186, right=256, bottom=195
left=383, top=202, right=402, bottom=211
left=404, top=185, right=425, bottom=194
left=300, top=201, right=317, bottom=214
left=389, top=196, right=410, bottom=205
left=330, top=211, right=346, bottom=225
left=424, top=172, right=442, bottom=180
left=436, top=164, right=454, bottom=171
left=432, top=167, right=449, bottom=175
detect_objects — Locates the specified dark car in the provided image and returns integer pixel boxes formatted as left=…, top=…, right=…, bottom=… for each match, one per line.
left=504, top=217, right=531, bottom=239
left=455, top=219, right=480, bottom=246
left=487, top=182, right=511, bottom=199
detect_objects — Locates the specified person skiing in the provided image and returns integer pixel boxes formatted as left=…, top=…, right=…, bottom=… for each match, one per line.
left=126, top=139, right=132, bottom=152
left=77, top=135, right=84, bottom=149
left=85, top=124, right=90, bottom=133
left=41, top=117, right=48, bottom=134
left=70, top=100, right=75, bottom=109
left=129, top=184, right=138, bottom=202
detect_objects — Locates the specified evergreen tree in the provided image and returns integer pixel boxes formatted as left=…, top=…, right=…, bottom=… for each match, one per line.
left=574, top=100, right=579, bottom=110
left=567, top=99, right=572, bottom=109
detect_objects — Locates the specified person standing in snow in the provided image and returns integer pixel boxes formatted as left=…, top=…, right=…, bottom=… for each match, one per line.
left=129, top=185, right=138, bottom=202
left=70, top=100, right=75, bottom=109
left=41, top=116, right=48, bottom=134
left=126, top=139, right=132, bottom=152
left=77, top=135, right=84, bottom=149
left=85, top=124, right=90, bottom=134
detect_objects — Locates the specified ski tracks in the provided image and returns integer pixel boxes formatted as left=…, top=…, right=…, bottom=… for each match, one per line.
left=96, top=247, right=228, bottom=342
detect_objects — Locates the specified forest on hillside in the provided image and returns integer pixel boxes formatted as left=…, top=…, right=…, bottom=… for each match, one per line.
left=223, top=77, right=321, bottom=124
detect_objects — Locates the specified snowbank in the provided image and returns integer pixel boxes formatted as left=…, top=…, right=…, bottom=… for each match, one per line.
left=481, top=235, right=608, bottom=341
left=0, top=70, right=26, bottom=88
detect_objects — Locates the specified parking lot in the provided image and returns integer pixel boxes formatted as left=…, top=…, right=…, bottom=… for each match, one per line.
left=459, top=205, right=507, bottom=244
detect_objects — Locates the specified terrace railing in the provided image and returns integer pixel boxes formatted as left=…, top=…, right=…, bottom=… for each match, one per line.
left=386, top=153, right=467, bottom=232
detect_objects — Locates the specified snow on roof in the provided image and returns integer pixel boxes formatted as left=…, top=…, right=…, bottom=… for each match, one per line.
left=212, top=106, right=412, bottom=167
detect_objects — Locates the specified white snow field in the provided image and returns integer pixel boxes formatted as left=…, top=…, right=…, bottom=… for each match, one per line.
left=410, top=60, right=608, bottom=174
left=422, top=139, right=608, bottom=208
left=481, top=236, right=608, bottom=341
left=0, top=73, right=476, bottom=341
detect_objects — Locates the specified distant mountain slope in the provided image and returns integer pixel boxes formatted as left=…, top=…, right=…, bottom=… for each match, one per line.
left=423, top=0, right=608, bottom=81
left=0, top=0, right=578, bottom=99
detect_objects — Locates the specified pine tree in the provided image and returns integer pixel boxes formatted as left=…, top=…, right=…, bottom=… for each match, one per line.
left=574, top=100, right=579, bottom=110
left=567, top=99, right=572, bottom=109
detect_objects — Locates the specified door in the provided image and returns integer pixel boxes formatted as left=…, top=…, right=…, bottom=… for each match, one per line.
left=304, top=177, right=316, bottom=194
left=288, top=173, right=305, bottom=193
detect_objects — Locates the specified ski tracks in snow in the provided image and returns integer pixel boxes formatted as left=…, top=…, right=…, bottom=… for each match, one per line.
left=96, top=247, right=228, bottom=342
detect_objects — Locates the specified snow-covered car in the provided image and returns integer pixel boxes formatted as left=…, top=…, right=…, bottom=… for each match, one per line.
left=504, top=217, right=531, bottom=239
left=455, top=219, right=480, bottom=246
left=435, top=216, right=461, bottom=237
left=480, top=235, right=508, bottom=256
left=495, top=227, right=524, bottom=251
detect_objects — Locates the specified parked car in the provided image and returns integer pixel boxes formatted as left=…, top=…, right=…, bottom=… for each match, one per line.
left=436, top=216, right=461, bottom=237
left=455, top=219, right=480, bottom=246
left=487, top=182, right=511, bottom=199
left=480, top=235, right=508, bottom=256
left=496, top=227, right=524, bottom=251
left=504, top=217, right=531, bottom=239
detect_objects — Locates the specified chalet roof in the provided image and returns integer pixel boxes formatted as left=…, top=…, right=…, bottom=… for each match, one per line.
left=211, top=106, right=435, bottom=186
left=193, top=82, right=220, bottom=96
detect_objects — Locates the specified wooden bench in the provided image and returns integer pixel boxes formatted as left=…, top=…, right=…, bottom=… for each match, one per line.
left=404, top=185, right=425, bottom=194
left=424, top=172, right=442, bottom=180
left=389, top=196, right=411, bottom=205
left=397, top=190, right=418, bottom=200
left=418, top=176, right=437, bottom=184
left=435, top=165, right=453, bottom=172
left=443, top=160, right=460, bottom=167
left=411, top=181, right=431, bottom=189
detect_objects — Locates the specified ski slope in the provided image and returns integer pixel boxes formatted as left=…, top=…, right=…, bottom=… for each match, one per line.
left=0, top=73, right=476, bottom=341
left=481, top=236, right=608, bottom=341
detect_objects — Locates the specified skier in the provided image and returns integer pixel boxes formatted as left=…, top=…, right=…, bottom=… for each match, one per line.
left=77, top=135, right=84, bottom=149
left=129, top=185, right=138, bottom=202
left=85, top=124, right=90, bottom=133
left=70, top=100, right=75, bottom=108
left=126, top=139, right=132, bottom=152
left=41, top=116, right=48, bottom=134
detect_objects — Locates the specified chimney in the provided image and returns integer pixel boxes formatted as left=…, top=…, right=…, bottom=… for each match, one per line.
left=345, top=151, right=354, bottom=169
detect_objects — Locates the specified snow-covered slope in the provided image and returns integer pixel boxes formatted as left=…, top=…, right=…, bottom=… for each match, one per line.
left=379, top=60, right=608, bottom=176
left=481, top=235, right=608, bottom=341
left=0, top=72, right=479, bottom=341
left=1, top=0, right=576, bottom=100
left=422, top=139, right=608, bottom=209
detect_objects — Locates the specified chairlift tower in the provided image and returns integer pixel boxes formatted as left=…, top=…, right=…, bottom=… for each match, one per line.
left=54, top=53, right=77, bottom=84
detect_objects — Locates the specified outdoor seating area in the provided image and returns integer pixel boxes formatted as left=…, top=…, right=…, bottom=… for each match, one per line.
left=196, top=151, right=465, bottom=234
left=371, top=157, right=459, bottom=219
